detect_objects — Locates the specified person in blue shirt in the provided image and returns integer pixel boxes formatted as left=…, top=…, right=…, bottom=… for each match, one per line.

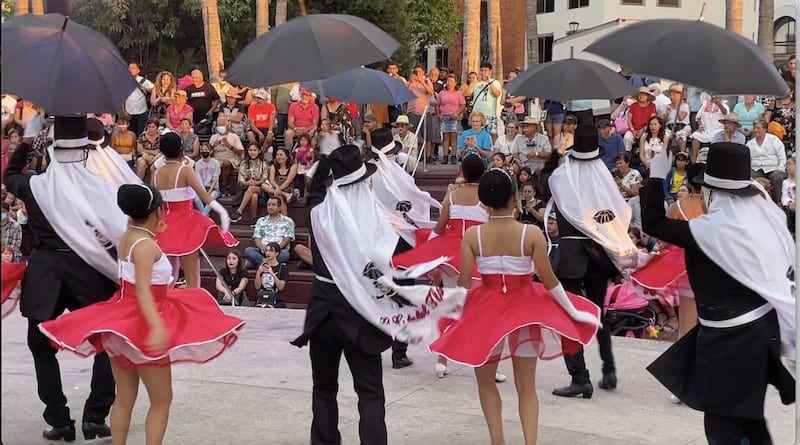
left=457, top=111, right=493, bottom=161
left=597, top=119, right=625, bottom=170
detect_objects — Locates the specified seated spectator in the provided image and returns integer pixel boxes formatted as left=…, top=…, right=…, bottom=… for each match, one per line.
left=294, top=132, right=314, bottom=177
left=764, top=82, right=796, bottom=152
left=710, top=113, right=746, bottom=146
left=135, top=118, right=162, bottom=180
left=220, top=90, right=247, bottom=139
left=215, top=250, right=249, bottom=306
left=457, top=111, right=493, bottom=161
left=613, top=152, right=642, bottom=200
left=264, top=146, right=298, bottom=204
left=176, top=117, right=200, bottom=160
left=733, top=95, right=765, bottom=139
left=597, top=119, right=625, bottom=171
left=193, top=143, right=221, bottom=215
left=551, top=114, right=577, bottom=155
left=639, top=116, right=671, bottom=171
left=254, top=242, right=289, bottom=308
left=110, top=116, right=138, bottom=167
left=514, top=115, right=552, bottom=172
left=393, top=115, right=419, bottom=171
left=244, top=195, right=294, bottom=266
left=293, top=239, right=313, bottom=270
left=661, top=84, right=691, bottom=153
left=663, top=152, right=691, bottom=203
left=690, top=95, right=729, bottom=162
left=518, top=182, right=544, bottom=228
left=1, top=202, right=22, bottom=262
left=1, top=245, right=14, bottom=263
left=248, top=88, right=276, bottom=148
left=209, top=115, right=245, bottom=195
left=623, top=87, right=657, bottom=152
left=231, top=144, right=269, bottom=223
left=492, top=121, right=519, bottom=157
left=782, top=157, right=796, bottom=232
left=1, top=95, right=17, bottom=134
left=285, top=87, right=319, bottom=149
left=749, top=119, right=787, bottom=203
left=166, top=89, right=194, bottom=131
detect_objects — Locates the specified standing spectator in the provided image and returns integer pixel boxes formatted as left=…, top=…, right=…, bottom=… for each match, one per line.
left=543, top=100, right=566, bottom=148
left=109, top=116, right=137, bottom=167
left=748, top=119, right=787, bottom=203
left=623, top=87, right=657, bottom=152
left=597, top=119, right=625, bottom=171
left=230, top=145, right=269, bottom=223
left=690, top=94, right=729, bottom=162
left=457, top=111, right=493, bottom=161
left=503, top=68, right=527, bottom=122
left=566, top=99, right=595, bottom=128
left=460, top=71, right=479, bottom=130
left=429, top=67, right=444, bottom=93
left=220, top=90, right=247, bottom=139
left=1, top=202, right=21, bottom=261
left=685, top=86, right=704, bottom=132
left=733, top=95, right=765, bottom=139
left=406, top=65, right=435, bottom=163
left=135, top=118, right=162, bottom=180
left=781, top=157, right=796, bottom=232
left=165, top=90, right=194, bottom=131
left=515, top=115, right=552, bottom=172
left=244, top=196, right=295, bottom=265
left=254, top=242, right=289, bottom=308
left=386, top=61, right=408, bottom=125
left=639, top=116, right=671, bottom=171
left=552, top=114, right=578, bottom=155
left=215, top=250, right=248, bottom=306
left=248, top=88, right=276, bottom=150
left=270, top=82, right=297, bottom=138
left=285, top=88, right=319, bottom=149
left=123, top=62, right=154, bottom=137
left=471, top=62, right=503, bottom=142
left=184, top=69, right=220, bottom=125
left=661, top=84, right=691, bottom=153
left=209, top=115, right=244, bottom=195
left=437, top=74, right=466, bottom=165
left=211, top=68, right=232, bottom=98
left=150, top=71, right=177, bottom=126
left=193, top=143, right=221, bottom=215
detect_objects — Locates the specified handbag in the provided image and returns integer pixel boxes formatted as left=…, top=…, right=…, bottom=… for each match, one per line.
left=465, top=82, right=492, bottom=117
left=614, top=108, right=629, bottom=134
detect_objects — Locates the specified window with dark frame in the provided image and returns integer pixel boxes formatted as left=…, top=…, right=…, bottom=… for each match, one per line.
left=537, top=0, right=555, bottom=13
left=622, top=0, right=644, bottom=5
left=657, top=0, right=680, bottom=6
left=538, top=36, right=554, bottom=63
left=568, top=0, right=589, bottom=9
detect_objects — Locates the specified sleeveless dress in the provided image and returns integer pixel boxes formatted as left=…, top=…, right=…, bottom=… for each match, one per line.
left=429, top=226, right=600, bottom=366
left=1, top=261, right=26, bottom=319
left=39, top=238, right=244, bottom=368
left=154, top=164, right=238, bottom=256
left=393, top=192, right=488, bottom=279
left=630, top=200, right=694, bottom=306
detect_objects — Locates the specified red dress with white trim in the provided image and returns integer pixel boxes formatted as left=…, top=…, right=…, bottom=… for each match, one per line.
left=154, top=164, right=238, bottom=256
left=429, top=225, right=600, bottom=366
left=2, top=261, right=25, bottom=319
left=39, top=238, right=244, bottom=367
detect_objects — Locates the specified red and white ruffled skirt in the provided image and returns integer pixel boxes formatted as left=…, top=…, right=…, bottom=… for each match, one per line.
left=2, top=261, right=25, bottom=319
left=155, top=200, right=238, bottom=256
left=630, top=247, right=692, bottom=307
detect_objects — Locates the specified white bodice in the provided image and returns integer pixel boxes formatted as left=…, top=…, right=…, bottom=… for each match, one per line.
left=119, top=237, right=174, bottom=285
left=448, top=192, right=489, bottom=222
left=155, top=163, right=197, bottom=202
left=475, top=224, right=534, bottom=276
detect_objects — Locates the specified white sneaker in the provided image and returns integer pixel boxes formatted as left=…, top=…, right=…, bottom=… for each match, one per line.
left=669, top=394, right=682, bottom=404
left=434, top=363, right=450, bottom=378
left=495, top=373, right=507, bottom=383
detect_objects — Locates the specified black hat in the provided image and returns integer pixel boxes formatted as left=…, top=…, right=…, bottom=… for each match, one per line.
left=692, top=142, right=759, bottom=196
left=567, top=126, right=603, bottom=161
left=86, top=118, right=106, bottom=147
left=367, top=127, right=402, bottom=159
left=53, top=115, right=88, bottom=149
left=117, top=184, right=163, bottom=220
left=329, top=144, right=377, bottom=187
left=686, top=162, right=706, bottom=188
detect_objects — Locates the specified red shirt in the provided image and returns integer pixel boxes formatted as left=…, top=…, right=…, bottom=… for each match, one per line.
left=629, top=102, right=656, bottom=131
left=288, top=101, right=319, bottom=129
left=248, top=102, right=277, bottom=129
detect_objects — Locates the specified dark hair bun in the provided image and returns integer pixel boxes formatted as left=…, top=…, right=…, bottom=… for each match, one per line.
left=478, top=169, right=514, bottom=209
left=461, top=154, right=486, bottom=182
left=117, top=184, right=162, bottom=220
left=160, top=131, right=182, bottom=158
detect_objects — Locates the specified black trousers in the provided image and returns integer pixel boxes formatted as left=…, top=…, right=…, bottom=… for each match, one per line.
left=391, top=340, right=408, bottom=360
left=129, top=112, right=149, bottom=139
left=560, top=266, right=615, bottom=385
left=27, top=319, right=114, bottom=427
left=309, top=316, right=387, bottom=445
left=705, top=413, right=772, bottom=445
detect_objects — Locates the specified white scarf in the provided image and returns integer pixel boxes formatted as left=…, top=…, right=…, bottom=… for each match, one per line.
left=86, top=138, right=142, bottom=188
left=690, top=186, right=796, bottom=358
left=29, top=146, right=130, bottom=280
left=370, top=144, right=441, bottom=246
left=548, top=154, right=639, bottom=274
left=311, top=168, right=466, bottom=343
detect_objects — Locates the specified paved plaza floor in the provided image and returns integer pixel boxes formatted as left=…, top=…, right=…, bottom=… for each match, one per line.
left=2, top=308, right=795, bottom=444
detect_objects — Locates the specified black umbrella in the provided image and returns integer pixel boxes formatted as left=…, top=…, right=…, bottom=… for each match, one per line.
left=585, top=19, right=788, bottom=96
left=227, top=14, right=400, bottom=87
left=300, top=68, right=415, bottom=104
left=1, top=13, right=137, bottom=115
left=505, top=56, right=635, bottom=101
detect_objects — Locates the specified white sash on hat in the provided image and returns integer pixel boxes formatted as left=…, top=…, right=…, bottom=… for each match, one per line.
left=690, top=185, right=796, bottom=358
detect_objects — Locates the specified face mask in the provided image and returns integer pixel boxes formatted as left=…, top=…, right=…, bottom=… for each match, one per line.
left=216, top=126, right=227, bottom=135
left=200, top=152, right=211, bottom=159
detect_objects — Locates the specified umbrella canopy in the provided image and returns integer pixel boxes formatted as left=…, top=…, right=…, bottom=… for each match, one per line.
left=227, top=14, right=400, bottom=87
left=505, top=57, right=635, bottom=101
left=585, top=19, right=788, bottom=97
left=1, top=13, right=137, bottom=115
left=300, top=68, right=415, bottom=104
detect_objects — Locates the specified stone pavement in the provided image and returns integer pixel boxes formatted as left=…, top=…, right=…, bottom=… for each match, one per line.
left=2, top=308, right=794, bottom=445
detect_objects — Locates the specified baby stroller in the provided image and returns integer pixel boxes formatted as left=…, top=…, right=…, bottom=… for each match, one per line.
left=604, top=283, right=656, bottom=338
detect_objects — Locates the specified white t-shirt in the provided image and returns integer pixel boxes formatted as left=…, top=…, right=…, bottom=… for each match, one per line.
left=471, top=79, right=502, bottom=118
left=493, top=134, right=521, bottom=156
left=654, top=94, right=671, bottom=115
left=664, top=102, right=690, bottom=125
left=194, top=158, right=221, bottom=189
left=2, top=95, right=17, bottom=128
left=124, top=75, right=154, bottom=115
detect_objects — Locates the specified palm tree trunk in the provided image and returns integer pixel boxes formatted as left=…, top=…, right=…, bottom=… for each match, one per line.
left=202, top=0, right=225, bottom=79
left=725, top=0, right=743, bottom=35
left=461, top=0, right=480, bottom=84
left=758, top=0, right=774, bottom=60
left=31, top=0, right=44, bottom=14
left=487, top=0, right=502, bottom=80
left=275, top=0, right=287, bottom=26
left=525, top=0, right=539, bottom=67
left=15, top=0, right=29, bottom=15
left=256, top=0, right=270, bottom=36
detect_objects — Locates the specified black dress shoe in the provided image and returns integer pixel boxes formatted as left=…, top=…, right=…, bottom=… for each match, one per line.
left=43, top=423, right=76, bottom=442
left=392, top=356, right=414, bottom=369
left=82, top=421, right=111, bottom=440
left=598, top=373, right=617, bottom=390
left=552, top=382, right=594, bottom=399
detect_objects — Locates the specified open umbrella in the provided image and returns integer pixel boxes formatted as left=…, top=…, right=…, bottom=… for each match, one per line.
left=300, top=68, right=415, bottom=104
left=1, top=13, right=137, bottom=115
left=585, top=19, right=787, bottom=96
left=227, top=14, right=400, bottom=87
left=505, top=56, right=635, bottom=101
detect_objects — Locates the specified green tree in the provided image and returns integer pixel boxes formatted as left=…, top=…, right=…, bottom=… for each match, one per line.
left=406, top=0, right=461, bottom=50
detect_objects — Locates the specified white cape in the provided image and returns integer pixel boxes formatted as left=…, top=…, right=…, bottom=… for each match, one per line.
left=689, top=186, right=796, bottom=358
left=30, top=146, right=131, bottom=280
left=86, top=140, right=142, bottom=188
left=369, top=147, right=441, bottom=246
left=311, top=172, right=466, bottom=343
left=548, top=154, right=639, bottom=274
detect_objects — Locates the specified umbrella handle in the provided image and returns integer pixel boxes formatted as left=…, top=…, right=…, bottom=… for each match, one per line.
left=411, top=105, right=429, bottom=177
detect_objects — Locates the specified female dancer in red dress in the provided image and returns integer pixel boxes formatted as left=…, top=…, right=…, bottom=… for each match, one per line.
left=153, top=132, right=237, bottom=288
left=1, top=246, right=25, bottom=319
left=429, top=169, right=600, bottom=445
left=39, top=184, right=244, bottom=444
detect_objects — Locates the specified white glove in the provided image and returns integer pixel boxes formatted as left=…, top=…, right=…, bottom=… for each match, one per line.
left=427, top=230, right=440, bottom=241
left=649, top=149, right=673, bottom=180
left=549, top=283, right=601, bottom=326
left=208, top=200, right=230, bottom=232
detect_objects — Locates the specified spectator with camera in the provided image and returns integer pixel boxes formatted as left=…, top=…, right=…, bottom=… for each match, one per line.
left=254, top=242, right=288, bottom=308
left=215, top=250, right=249, bottom=306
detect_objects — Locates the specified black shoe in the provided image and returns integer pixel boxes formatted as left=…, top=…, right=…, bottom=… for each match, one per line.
left=82, top=421, right=111, bottom=440
left=392, top=356, right=414, bottom=369
left=230, top=210, right=243, bottom=223
left=598, top=373, right=617, bottom=390
left=552, top=382, right=594, bottom=399
left=43, top=423, right=76, bottom=442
